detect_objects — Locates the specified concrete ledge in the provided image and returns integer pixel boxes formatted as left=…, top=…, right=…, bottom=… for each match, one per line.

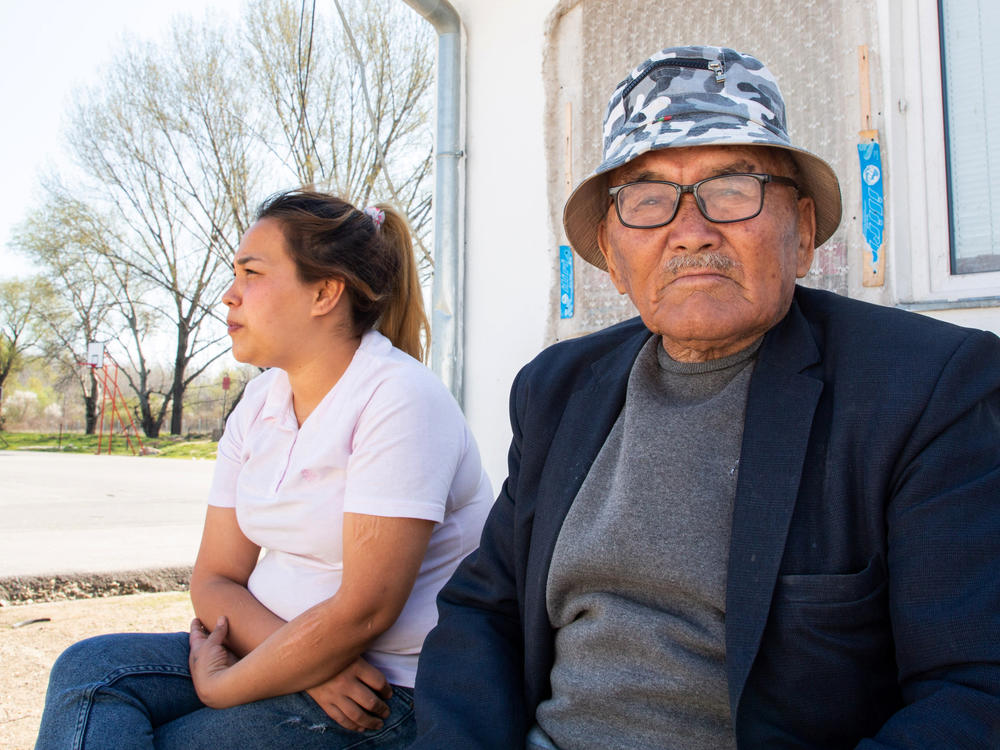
left=0, top=566, right=191, bottom=606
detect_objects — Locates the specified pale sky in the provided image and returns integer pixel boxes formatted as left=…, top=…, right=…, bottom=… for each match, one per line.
left=0, top=0, right=246, bottom=279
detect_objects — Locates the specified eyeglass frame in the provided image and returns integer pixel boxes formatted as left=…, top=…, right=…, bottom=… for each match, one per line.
left=607, top=173, right=800, bottom=229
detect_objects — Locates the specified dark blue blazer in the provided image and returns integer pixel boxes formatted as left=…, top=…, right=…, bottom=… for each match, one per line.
left=413, top=286, right=1000, bottom=748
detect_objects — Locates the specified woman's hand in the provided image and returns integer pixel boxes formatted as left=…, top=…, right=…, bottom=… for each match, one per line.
left=188, top=616, right=239, bottom=708
left=306, top=657, right=393, bottom=732
left=185, top=514, right=434, bottom=705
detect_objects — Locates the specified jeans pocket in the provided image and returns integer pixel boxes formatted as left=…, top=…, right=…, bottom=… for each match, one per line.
left=349, top=685, right=415, bottom=749
left=389, top=684, right=413, bottom=709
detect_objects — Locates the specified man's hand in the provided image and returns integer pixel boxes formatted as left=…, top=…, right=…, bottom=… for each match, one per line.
left=188, top=616, right=238, bottom=708
left=306, top=657, right=393, bottom=732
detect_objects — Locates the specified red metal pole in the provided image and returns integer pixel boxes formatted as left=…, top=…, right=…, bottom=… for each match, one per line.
left=96, top=363, right=109, bottom=455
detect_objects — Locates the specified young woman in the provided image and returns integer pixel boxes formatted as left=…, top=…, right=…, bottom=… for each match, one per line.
left=35, top=191, right=493, bottom=749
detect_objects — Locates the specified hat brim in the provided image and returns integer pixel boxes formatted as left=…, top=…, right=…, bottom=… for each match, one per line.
left=563, top=140, right=842, bottom=271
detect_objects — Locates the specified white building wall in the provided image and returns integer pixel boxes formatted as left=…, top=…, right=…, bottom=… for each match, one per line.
left=444, top=0, right=1000, bottom=488
left=448, top=0, right=555, bottom=490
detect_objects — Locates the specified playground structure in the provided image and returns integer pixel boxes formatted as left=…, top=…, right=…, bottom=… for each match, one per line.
left=86, top=344, right=144, bottom=456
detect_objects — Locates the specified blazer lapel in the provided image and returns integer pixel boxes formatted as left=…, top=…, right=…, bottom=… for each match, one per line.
left=725, top=298, right=823, bottom=720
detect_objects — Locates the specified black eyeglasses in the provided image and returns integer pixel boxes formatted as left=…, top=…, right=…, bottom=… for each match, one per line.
left=608, top=173, right=799, bottom=228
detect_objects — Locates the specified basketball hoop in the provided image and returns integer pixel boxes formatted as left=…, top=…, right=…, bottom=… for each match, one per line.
left=82, top=344, right=144, bottom=456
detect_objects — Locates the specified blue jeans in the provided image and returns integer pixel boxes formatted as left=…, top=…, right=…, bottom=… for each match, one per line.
left=35, top=632, right=416, bottom=750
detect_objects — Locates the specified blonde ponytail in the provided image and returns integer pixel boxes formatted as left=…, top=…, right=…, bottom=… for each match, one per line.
left=374, top=204, right=430, bottom=362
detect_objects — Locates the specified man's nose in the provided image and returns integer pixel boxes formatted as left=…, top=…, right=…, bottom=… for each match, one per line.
left=665, top=193, right=721, bottom=252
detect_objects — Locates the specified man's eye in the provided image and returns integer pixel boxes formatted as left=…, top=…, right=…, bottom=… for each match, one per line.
left=626, top=190, right=665, bottom=209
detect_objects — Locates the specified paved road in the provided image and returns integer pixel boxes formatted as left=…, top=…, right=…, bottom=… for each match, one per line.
left=0, top=451, right=214, bottom=577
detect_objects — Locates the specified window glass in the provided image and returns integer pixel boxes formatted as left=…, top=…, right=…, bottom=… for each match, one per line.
left=940, top=0, right=1000, bottom=274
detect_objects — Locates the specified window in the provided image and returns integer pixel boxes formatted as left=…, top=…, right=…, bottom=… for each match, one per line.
left=939, top=0, right=1000, bottom=275
left=880, top=0, right=1000, bottom=303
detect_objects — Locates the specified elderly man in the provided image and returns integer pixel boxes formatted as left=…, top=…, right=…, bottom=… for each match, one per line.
left=412, top=46, right=1000, bottom=748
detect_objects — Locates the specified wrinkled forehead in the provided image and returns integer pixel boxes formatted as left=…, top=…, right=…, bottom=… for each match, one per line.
left=611, top=144, right=796, bottom=183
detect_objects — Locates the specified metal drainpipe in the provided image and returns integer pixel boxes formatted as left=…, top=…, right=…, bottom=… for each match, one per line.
left=401, top=0, right=464, bottom=405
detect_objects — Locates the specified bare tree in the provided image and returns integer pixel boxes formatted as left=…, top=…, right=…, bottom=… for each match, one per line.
left=17, top=0, right=435, bottom=434
left=11, top=193, right=117, bottom=433
left=0, top=278, right=45, bottom=429
left=244, top=0, right=435, bottom=274
left=102, top=242, right=177, bottom=438
left=65, top=23, right=254, bottom=435
left=10, top=187, right=183, bottom=437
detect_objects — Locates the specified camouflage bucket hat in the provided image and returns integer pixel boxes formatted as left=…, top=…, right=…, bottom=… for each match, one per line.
left=563, top=46, right=842, bottom=270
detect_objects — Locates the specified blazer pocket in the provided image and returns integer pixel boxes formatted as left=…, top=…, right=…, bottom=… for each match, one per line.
left=753, top=553, right=898, bottom=742
left=777, top=552, right=886, bottom=605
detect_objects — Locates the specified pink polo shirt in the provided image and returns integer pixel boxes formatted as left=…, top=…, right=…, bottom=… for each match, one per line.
left=208, top=330, right=493, bottom=686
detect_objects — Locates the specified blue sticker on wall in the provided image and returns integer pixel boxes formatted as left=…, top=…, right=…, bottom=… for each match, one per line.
left=559, top=245, right=574, bottom=319
left=857, top=141, right=884, bottom=267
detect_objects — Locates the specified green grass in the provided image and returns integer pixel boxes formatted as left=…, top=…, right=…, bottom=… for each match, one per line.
left=0, top=431, right=217, bottom=459
left=154, top=438, right=217, bottom=460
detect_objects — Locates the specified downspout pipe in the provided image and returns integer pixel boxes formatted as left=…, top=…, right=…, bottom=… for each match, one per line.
left=401, top=0, right=464, bottom=405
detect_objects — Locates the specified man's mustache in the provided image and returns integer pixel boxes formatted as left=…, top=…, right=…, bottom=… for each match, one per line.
left=665, top=252, right=738, bottom=275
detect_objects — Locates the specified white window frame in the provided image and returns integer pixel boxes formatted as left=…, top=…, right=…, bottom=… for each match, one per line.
left=878, top=0, right=1000, bottom=304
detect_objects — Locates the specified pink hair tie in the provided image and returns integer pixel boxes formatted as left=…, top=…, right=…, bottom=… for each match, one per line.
left=362, top=206, right=385, bottom=229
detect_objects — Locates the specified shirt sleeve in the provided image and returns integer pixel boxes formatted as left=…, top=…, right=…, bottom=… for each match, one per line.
left=343, top=368, right=465, bottom=523
left=207, top=382, right=257, bottom=508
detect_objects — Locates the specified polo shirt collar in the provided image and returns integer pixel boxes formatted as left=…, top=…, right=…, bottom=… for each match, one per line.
left=259, top=369, right=298, bottom=431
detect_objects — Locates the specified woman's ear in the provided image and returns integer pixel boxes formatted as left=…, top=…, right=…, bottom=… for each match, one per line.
left=312, top=278, right=347, bottom=317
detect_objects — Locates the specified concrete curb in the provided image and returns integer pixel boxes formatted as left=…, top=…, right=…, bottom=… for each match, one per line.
left=0, top=567, right=191, bottom=606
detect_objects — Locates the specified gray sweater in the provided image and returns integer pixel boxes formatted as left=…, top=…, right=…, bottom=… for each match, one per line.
left=535, top=335, right=759, bottom=749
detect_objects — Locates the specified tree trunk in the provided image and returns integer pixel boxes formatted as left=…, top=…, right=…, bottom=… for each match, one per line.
left=84, top=393, right=98, bottom=434
left=169, top=329, right=189, bottom=435
left=141, top=407, right=161, bottom=438
left=84, top=368, right=99, bottom=434
left=169, top=386, right=184, bottom=435
left=135, top=391, right=162, bottom=438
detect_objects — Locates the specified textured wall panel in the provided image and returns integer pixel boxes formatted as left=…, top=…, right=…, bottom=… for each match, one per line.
left=544, top=0, right=882, bottom=342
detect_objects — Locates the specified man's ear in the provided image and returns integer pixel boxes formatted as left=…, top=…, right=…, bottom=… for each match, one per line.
left=312, top=277, right=347, bottom=317
left=794, top=196, right=817, bottom=278
left=597, top=221, right=627, bottom=294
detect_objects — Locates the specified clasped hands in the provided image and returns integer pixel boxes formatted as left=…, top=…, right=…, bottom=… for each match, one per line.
left=188, top=616, right=394, bottom=732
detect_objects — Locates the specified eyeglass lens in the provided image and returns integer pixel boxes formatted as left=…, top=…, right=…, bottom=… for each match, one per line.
left=616, top=174, right=765, bottom=227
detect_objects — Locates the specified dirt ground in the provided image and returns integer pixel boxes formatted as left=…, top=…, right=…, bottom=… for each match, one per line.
left=0, top=591, right=194, bottom=750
